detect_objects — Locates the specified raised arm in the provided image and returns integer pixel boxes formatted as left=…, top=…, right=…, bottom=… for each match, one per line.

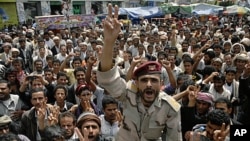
left=86, top=56, right=97, bottom=92
left=99, top=4, right=121, bottom=72
left=161, top=60, right=177, bottom=89
left=59, top=52, right=75, bottom=71
left=126, top=56, right=141, bottom=82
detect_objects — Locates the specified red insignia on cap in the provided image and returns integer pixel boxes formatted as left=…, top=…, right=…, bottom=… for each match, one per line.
left=148, top=65, right=157, bottom=71
left=133, top=61, right=162, bottom=78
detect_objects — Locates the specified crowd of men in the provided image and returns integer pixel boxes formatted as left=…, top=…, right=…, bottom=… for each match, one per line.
left=0, top=3, right=250, bottom=141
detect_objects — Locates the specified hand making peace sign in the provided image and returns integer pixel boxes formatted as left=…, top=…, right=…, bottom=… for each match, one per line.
left=103, top=4, right=121, bottom=44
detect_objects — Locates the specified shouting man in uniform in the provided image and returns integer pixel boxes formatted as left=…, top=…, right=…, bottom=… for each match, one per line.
left=96, top=4, right=182, bottom=141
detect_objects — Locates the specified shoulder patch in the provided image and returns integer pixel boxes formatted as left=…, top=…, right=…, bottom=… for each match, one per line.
left=160, top=92, right=181, bottom=112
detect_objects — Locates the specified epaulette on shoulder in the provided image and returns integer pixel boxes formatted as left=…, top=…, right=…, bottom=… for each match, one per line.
left=159, top=92, right=181, bottom=112
left=126, top=80, right=138, bottom=93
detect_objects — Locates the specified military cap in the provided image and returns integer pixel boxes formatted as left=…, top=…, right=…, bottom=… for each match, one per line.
left=133, top=61, right=161, bottom=77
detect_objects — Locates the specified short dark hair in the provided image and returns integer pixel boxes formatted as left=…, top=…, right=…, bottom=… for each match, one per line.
left=34, top=59, right=43, bottom=65
left=53, top=85, right=68, bottom=97
left=169, top=46, right=178, bottom=54
left=46, top=55, right=54, bottom=61
left=207, top=109, right=230, bottom=127
left=179, top=79, right=195, bottom=92
left=193, top=44, right=201, bottom=49
left=225, top=67, right=236, bottom=74
left=157, top=51, right=167, bottom=58
left=44, top=125, right=64, bottom=141
left=213, top=73, right=225, bottom=82
left=59, top=111, right=76, bottom=126
left=102, top=96, right=118, bottom=110
left=202, top=65, right=216, bottom=77
left=182, top=40, right=189, bottom=46
left=53, top=59, right=61, bottom=64
left=213, top=44, right=222, bottom=50
left=73, top=67, right=86, bottom=78
left=0, top=132, right=21, bottom=141
left=72, top=56, right=82, bottom=64
left=56, top=72, right=67, bottom=80
left=204, top=51, right=216, bottom=59
left=214, top=97, right=232, bottom=109
left=0, top=79, right=10, bottom=88
left=183, top=57, right=194, bottom=65
left=44, top=68, right=53, bottom=73
left=12, top=58, right=23, bottom=65
left=30, top=88, right=47, bottom=97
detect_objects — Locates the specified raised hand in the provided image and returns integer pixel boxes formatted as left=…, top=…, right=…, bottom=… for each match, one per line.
left=100, top=4, right=121, bottom=72
left=37, top=107, right=46, bottom=121
left=103, top=4, right=121, bottom=43
left=10, top=110, right=24, bottom=121
left=48, top=112, right=58, bottom=126
left=131, top=56, right=142, bottom=66
left=34, top=74, right=43, bottom=82
left=213, top=123, right=230, bottom=141
left=67, top=52, right=76, bottom=59
left=49, top=105, right=60, bottom=117
left=87, top=56, right=97, bottom=65
left=75, top=127, right=86, bottom=141
left=69, top=104, right=78, bottom=114
left=115, top=110, right=123, bottom=126
left=188, top=85, right=200, bottom=107
left=161, top=60, right=171, bottom=70
left=83, top=100, right=94, bottom=113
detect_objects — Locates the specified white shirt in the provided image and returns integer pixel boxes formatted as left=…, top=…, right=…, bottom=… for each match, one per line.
left=55, top=53, right=68, bottom=62
left=209, top=84, right=231, bottom=100
left=45, top=38, right=54, bottom=49
left=0, top=94, right=23, bottom=116
left=99, top=115, right=120, bottom=138
left=54, top=101, right=68, bottom=111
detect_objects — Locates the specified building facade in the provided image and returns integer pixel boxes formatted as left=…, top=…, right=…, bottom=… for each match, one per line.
left=16, top=0, right=132, bottom=23
left=2, top=0, right=138, bottom=25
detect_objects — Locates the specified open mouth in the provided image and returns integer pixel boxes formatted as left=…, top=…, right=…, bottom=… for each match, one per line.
left=144, top=89, right=154, bottom=96
left=145, top=91, right=153, bottom=95
left=88, top=135, right=95, bottom=140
